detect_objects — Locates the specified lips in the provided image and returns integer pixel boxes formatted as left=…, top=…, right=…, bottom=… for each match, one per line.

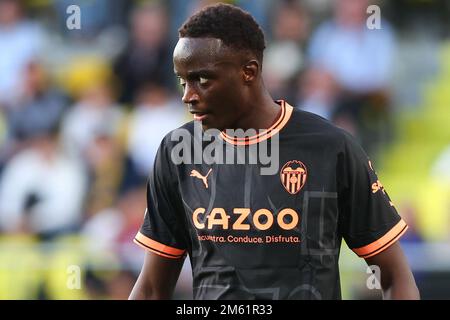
left=190, top=110, right=210, bottom=121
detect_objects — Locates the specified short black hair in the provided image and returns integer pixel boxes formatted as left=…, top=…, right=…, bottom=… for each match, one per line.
left=179, top=3, right=266, bottom=63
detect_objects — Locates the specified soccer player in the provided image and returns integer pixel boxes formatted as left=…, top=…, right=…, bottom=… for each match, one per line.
left=129, top=4, right=419, bottom=300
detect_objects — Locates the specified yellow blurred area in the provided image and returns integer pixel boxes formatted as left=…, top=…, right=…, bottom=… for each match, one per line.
left=378, top=41, right=450, bottom=241
left=338, top=40, right=450, bottom=299
left=0, top=234, right=123, bottom=299
left=54, top=55, right=117, bottom=100
left=0, top=235, right=43, bottom=299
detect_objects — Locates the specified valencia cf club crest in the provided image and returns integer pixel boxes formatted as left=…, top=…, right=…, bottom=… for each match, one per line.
left=280, top=160, right=307, bottom=195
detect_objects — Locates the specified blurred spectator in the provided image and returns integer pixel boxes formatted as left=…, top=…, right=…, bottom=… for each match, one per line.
left=308, top=0, right=395, bottom=93
left=170, top=0, right=271, bottom=40
left=61, top=81, right=124, bottom=161
left=0, top=0, right=45, bottom=109
left=296, top=67, right=339, bottom=121
left=263, top=0, right=310, bottom=101
left=115, top=188, right=147, bottom=271
left=81, top=187, right=146, bottom=299
left=0, top=110, right=8, bottom=174
left=81, top=186, right=192, bottom=299
left=397, top=200, right=427, bottom=291
left=113, top=2, right=174, bottom=105
left=305, top=0, right=396, bottom=155
left=84, top=131, right=125, bottom=218
left=6, top=61, right=67, bottom=158
left=238, top=0, right=272, bottom=34
left=0, top=129, right=87, bottom=239
left=82, top=187, right=145, bottom=269
left=167, top=0, right=194, bottom=42
left=122, top=84, right=185, bottom=189
left=0, top=111, right=6, bottom=145
left=398, top=200, right=424, bottom=244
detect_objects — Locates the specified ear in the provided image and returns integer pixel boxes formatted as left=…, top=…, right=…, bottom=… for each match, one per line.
left=242, top=60, right=260, bottom=84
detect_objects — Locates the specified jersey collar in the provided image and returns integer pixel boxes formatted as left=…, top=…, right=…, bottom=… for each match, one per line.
left=220, top=100, right=293, bottom=146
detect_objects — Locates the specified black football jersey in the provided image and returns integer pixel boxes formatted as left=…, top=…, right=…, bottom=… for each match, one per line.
left=134, top=101, right=407, bottom=300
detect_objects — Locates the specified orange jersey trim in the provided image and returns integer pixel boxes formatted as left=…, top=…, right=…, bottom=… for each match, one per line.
left=134, top=232, right=185, bottom=259
left=220, top=100, right=293, bottom=146
left=353, top=219, right=408, bottom=259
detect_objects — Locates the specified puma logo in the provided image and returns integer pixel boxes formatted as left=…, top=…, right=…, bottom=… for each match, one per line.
left=190, top=168, right=212, bottom=189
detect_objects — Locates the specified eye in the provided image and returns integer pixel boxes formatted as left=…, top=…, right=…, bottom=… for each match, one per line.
left=178, top=77, right=186, bottom=86
left=199, top=77, right=209, bottom=85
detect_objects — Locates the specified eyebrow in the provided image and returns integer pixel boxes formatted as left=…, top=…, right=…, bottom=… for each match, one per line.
left=174, top=69, right=216, bottom=78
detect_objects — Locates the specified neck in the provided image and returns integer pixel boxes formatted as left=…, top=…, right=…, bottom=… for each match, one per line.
left=233, top=86, right=281, bottom=131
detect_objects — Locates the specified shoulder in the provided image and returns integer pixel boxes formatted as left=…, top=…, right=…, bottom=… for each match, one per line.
left=159, top=121, right=196, bottom=148
left=155, top=121, right=197, bottom=169
left=287, top=108, right=351, bottom=147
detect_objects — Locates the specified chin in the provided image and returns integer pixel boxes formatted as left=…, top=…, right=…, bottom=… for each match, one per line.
left=201, top=123, right=214, bottom=131
left=201, top=121, right=223, bottom=132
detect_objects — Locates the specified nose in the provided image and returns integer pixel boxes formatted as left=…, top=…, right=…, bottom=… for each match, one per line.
left=182, top=82, right=200, bottom=105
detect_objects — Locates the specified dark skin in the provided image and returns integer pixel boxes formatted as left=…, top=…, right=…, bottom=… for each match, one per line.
left=172, top=37, right=281, bottom=132
left=129, top=251, right=184, bottom=299
left=366, top=242, right=420, bottom=299
left=129, top=37, right=420, bottom=300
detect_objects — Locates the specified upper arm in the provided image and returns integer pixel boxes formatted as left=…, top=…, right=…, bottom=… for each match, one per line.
left=336, top=134, right=419, bottom=298
left=364, top=241, right=419, bottom=299
left=130, top=138, right=189, bottom=299
left=129, top=251, right=185, bottom=300
left=365, top=241, right=409, bottom=282
left=338, top=133, right=407, bottom=258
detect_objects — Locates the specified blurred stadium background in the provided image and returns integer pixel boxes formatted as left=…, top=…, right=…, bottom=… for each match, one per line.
left=0, top=0, right=449, bottom=299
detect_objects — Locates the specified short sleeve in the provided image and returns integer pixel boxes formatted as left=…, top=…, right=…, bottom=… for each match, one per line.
left=133, top=138, right=187, bottom=259
left=338, top=133, right=408, bottom=259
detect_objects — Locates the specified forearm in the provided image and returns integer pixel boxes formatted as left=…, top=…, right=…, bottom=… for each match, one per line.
left=129, top=253, right=182, bottom=300
left=381, top=272, right=420, bottom=300
left=129, top=279, right=172, bottom=300
left=128, top=278, right=152, bottom=300
left=128, top=285, right=147, bottom=300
